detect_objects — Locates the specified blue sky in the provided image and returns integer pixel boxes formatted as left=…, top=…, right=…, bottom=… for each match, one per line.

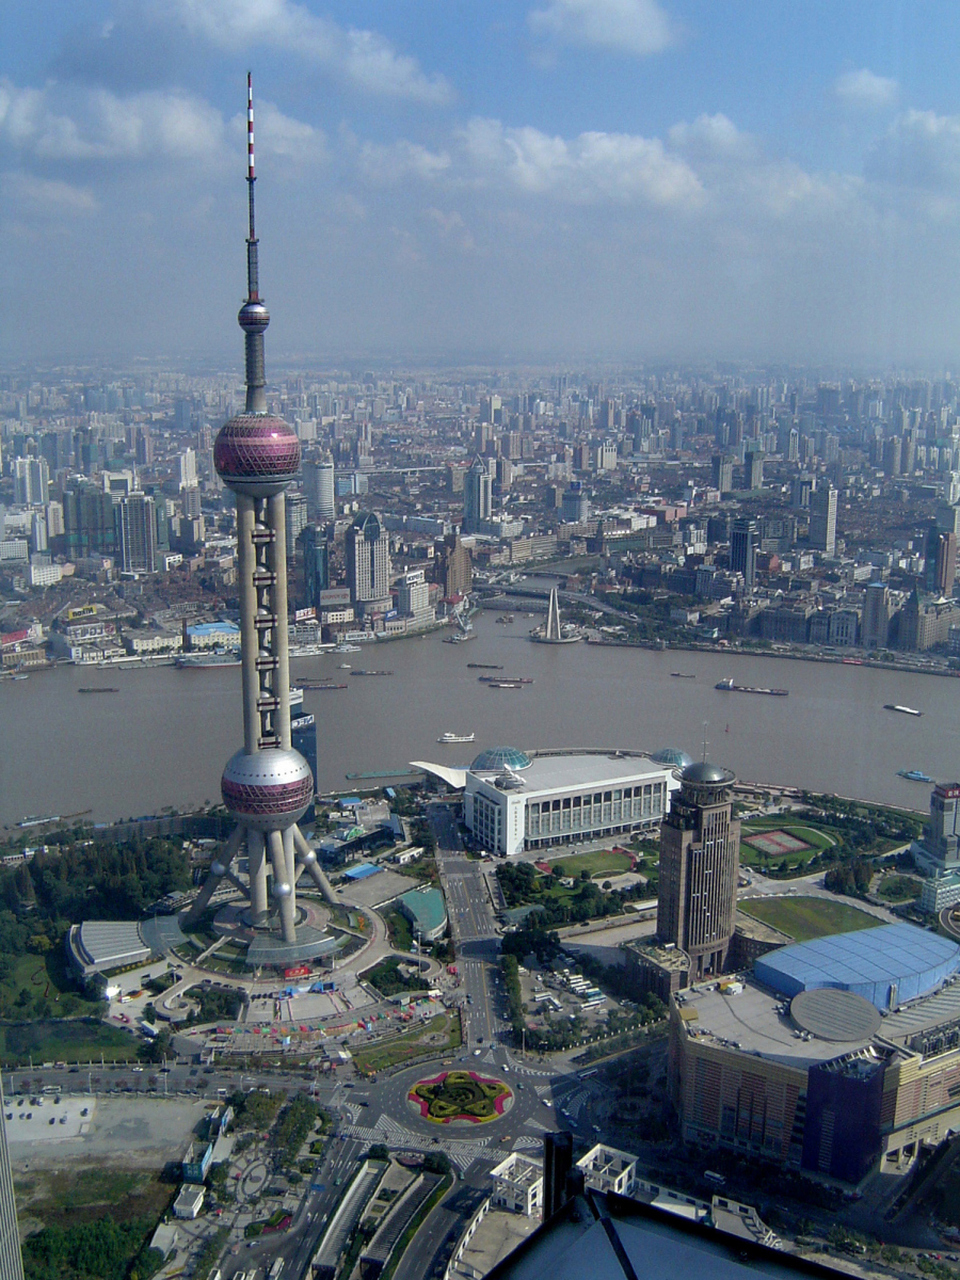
left=6, top=0, right=960, bottom=367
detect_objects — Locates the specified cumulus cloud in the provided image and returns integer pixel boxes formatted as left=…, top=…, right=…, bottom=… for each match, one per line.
left=358, top=140, right=451, bottom=185
left=835, top=68, right=899, bottom=110
left=459, top=117, right=701, bottom=205
left=231, top=99, right=326, bottom=164
left=866, top=108, right=960, bottom=192
left=528, top=0, right=675, bottom=56
left=0, top=79, right=223, bottom=163
left=668, top=113, right=758, bottom=162
left=169, top=0, right=452, bottom=103
left=6, top=172, right=98, bottom=215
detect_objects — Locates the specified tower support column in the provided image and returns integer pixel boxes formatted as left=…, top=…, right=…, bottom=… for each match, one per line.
left=248, top=829, right=268, bottom=921
left=267, top=828, right=297, bottom=944
left=237, top=495, right=260, bottom=754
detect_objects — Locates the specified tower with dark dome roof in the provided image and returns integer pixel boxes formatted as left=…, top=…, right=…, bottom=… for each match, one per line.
left=657, top=759, right=740, bottom=981
left=183, top=75, right=337, bottom=954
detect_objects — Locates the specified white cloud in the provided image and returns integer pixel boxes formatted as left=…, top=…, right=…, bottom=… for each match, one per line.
left=358, top=140, right=451, bottom=185
left=0, top=79, right=224, bottom=162
left=169, top=0, right=452, bottom=104
left=459, top=117, right=701, bottom=205
left=866, top=109, right=960, bottom=193
left=6, top=172, right=98, bottom=215
left=835, top=68, right=898, bottom=110
left=668, top=113, right=757, bottom=162
left=528, top=0, right=674, bottom=56
left=231, top=100, right=325, bottom=164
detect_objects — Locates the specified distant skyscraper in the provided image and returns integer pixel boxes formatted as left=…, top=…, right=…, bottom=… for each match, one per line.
left=346, top=511, right=391, bottom=607
left=462, top=456, right=492, bottom=533
left=117, top=492, right=156, bottom=573
left=711, top=454, right=733, bottom=493
left=925, top=519, right=958, bottom=596
left=561, top=481, right=590, bottom=523
left=300, top=525, right=329, bottom=608
left=303, top=458, right=336, bottom=521
left=730, top=517, right=757, bottom=588
left=657, top=762, right=741, bottom=981
left=439, top=533, right=472, bottom=598
left=745, top=449, right=764, bottom=491
left=285, top=490, right=308, bottom=558
left=13, top=456, right=49, bottom=506
left=861, top=582, right=890, bottom=649
left=809, top=484, right=838, bottom=557
left=178, top=448, right=197, bottom=490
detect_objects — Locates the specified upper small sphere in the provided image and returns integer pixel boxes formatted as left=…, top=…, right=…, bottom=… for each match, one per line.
left=221, top=746, right=313, bottom=831
left=214, top=413, right=301, bottom=497
left=238, top=301, right=270, bottom=334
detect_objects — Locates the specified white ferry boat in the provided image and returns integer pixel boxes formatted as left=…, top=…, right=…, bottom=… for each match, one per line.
left=438, top=731, right=476, bottom=744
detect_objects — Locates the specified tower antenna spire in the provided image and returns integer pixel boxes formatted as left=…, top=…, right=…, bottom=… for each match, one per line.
left=239, top=71, right=269, bottom=413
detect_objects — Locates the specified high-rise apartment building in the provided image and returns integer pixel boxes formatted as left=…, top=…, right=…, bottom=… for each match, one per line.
left=346, top=511, right=391, bottom=607
left=439, top=533, right=472, bottom=598
left=711, top=454, right=734, bottom=493
left=809, top=484, right=838, bottom=557
left=462, top=456, right=492, bottom=534
left=285, top=491, right=308, bottom=559
left=657, top=763, right=741, bottom=982
left=178, top=447, right=197, bottom=490
left=117, top=492, right=156, bottom=574
left=13, top=456, right=49, bottom=506
left=861, top=582, right=890, bottom=649
left=730, top=518, right=757, bottom=588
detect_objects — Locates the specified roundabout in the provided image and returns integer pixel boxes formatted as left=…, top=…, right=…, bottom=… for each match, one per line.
left=408, top=1070, right=513, bottom=1125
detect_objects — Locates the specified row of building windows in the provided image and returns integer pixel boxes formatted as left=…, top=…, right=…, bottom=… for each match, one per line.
left=526, top=783, right=664, bottom=837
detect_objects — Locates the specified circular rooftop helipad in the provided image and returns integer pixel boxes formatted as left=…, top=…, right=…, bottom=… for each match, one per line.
left=790, top=988, right=882, bottom=1042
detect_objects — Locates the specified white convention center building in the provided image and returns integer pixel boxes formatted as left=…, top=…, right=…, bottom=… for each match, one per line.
left=413, top=746, right=683, bottom=857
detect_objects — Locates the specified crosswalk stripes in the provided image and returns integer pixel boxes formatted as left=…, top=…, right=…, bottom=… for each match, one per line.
left=342, top=1103, right=362, bottom=1124
left=523, top=1116, right=550, bottom=1132
left=534, top=1084, right=550, bottom=1096
left=512, top=1135, right=542, bottom=1150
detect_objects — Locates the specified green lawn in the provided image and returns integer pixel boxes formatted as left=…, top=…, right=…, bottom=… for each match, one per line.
left=353, top=1012, right=461, bottom=1074
left=545, top=850, right=633, bottom=879
left=738, top=895, right=881, bottom=942
left=0, top=1017, right=133, bottom=1066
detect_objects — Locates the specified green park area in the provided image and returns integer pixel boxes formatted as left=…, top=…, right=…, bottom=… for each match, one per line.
left=0, top=1018, right=133, bottom=1067
left=876, top=874, right=922, bottom=903
left=739, top=819, right=836, bottom=871
left=545, top=849, right=634, bottom=879
left=738, top=895, right=881, bottom=942
left=353, top=1010, right=461, bottom=1075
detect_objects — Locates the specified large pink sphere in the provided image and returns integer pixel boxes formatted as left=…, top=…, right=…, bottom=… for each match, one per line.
left=221, top=748, right=313, bottom=831
left=214, top=413, right=300, bottom=497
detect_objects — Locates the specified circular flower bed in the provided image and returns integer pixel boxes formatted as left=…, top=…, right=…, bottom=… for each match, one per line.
left=408, top=1070, right=512, bottom=1124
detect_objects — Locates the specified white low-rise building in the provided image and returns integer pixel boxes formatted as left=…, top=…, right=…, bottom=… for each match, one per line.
left=489, top=1152, right=543, bottom=1216
left=173, top=1183, right=206, bottom=1220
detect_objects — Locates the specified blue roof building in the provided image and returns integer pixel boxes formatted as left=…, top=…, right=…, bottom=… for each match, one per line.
left=755, top=922, right=960, bottom=1011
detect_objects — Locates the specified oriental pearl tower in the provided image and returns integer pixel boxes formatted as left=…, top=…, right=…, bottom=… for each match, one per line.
left=183, top=76, right=336, bottom=957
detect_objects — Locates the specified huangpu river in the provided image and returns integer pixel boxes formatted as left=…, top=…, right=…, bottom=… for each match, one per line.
left=1, top=611, right=957, bottom=828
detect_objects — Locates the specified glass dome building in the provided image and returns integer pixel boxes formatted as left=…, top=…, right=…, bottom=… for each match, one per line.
left=471, top=746, right=532, bottom=772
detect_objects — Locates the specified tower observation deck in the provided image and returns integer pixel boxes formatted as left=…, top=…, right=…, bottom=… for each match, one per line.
left=183, top=76, right=337, bottom=960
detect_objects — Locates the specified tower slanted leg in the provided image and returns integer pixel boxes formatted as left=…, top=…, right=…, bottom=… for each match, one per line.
left=292, top=824, right=338, bottom=905
left=182, top=825, right=244, bottom=929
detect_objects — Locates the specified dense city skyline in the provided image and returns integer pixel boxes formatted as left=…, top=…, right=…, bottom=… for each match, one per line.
left=9, top=2, right=960, bottom=365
